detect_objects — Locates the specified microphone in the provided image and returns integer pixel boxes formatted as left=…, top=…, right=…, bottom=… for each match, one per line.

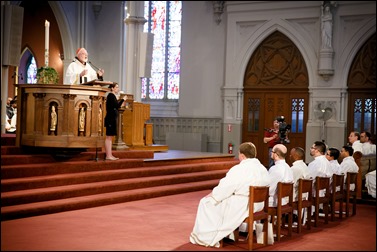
left=88, top=61, right=104, bottom=81
left=88, top=61, right=100, bottom=71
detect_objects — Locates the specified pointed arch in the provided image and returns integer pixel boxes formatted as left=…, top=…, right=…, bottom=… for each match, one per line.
left=242, top=30, right=309, bottom=167
left=229, top=19, right=317, bottom=90
left=347, top=33, right=376, bottom=137
left=19, top=47, right=37, bottom=84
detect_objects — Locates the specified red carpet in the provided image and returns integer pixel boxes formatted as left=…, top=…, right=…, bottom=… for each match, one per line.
left=1, top=190, right=376, bottom=251
left=1, top=140, right=238, bottom=221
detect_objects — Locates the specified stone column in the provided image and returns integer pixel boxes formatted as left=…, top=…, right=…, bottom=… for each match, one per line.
left=124, top=1, right=147, bottom=102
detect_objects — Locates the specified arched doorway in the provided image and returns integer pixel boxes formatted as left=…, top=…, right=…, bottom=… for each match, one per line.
left=347, top=33, right=376, bottom=140
left=242, top=31, right=309, bottom=167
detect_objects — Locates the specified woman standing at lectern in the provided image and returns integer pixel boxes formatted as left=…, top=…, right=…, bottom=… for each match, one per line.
left=104, top=83, right=125, bottom=160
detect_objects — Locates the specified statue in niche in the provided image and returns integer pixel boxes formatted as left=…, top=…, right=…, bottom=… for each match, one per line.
left=321, top=1, right=333, bottom=50
left=79, top=106, right=86, bottom=133
left=98, top=106, right=103, bottom=134
left=50, top=105, right=57, bottom=131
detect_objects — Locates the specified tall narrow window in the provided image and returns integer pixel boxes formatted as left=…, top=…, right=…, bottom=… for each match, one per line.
left=291, top=98, right=305, bottom=133
left=247, top=98, right=260, bottom=132
left=353, top=97, right=376, bottom=134
left=142, top=1, right=181, bottom=100
left=27, top=56, right=37, bottom=84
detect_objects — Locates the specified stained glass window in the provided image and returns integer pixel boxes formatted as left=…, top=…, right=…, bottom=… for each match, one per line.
left=142, top=1, right=181, bottom=100
left=291, top=98, right=305, bottom=133
left=27, top=56, right=37, bottom=84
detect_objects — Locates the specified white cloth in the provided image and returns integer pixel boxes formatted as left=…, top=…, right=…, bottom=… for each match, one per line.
left=290, top=160, right=310, bottom=201
left=308, top=155, right=333, bottom=196
left=328, top=159, right=342, bottom=193
left=352, top=140, right=363, bottom=153
left=365, top=170, right=376, bottom=198
left=64, top=59, right=98, bottom=84
left=329, top=159, right=342, bottom=175
left=5, top=109, right=17, bottom=133
left=362, top=142, right=376, bottom=156
left=189, top=158, right=271, bottom=248
left=340, top=156, right=359, bottom=191
left=268, top=159, right=294, bottom=207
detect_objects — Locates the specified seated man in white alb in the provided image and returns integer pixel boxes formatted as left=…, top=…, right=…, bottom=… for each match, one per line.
left=289, top=147, right=310, bottom=202
left=268, top=144, right=294, bottom=207
left=307, top=141, right=334, bottom=197
left=348, top=131, right=363, bottom=154
left=289, top=146, right=310, bottom=224
left=326, top=147, right=342, bottom=176
left=189, top=142, right=271, bottom=248
left=365, top=170, right=376, bottom=198
left=360, top=131, right=376, bottom=156
left=339, top=145, right=359, bottom=191
left=5, top=99, right=17, bottom=134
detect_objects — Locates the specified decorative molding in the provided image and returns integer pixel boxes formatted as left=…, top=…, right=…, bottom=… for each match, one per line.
left=212, top=1, right=225, bottom=25
left=92, top=1, right=102, bottom=20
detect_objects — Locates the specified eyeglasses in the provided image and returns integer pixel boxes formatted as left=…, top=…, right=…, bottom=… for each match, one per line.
left=326, top=153, right=331, bottom=156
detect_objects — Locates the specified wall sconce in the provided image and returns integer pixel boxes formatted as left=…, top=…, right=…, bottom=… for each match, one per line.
left=92, top=1, right=102, bottom=20
left=212, top=1, right=225, bottom=25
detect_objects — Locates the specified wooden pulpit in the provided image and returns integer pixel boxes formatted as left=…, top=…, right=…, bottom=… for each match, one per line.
left=15, top=82, right=113, bottom=149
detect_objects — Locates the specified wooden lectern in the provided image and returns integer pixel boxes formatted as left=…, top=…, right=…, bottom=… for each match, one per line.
left=123, top=102, right=151, bottom=147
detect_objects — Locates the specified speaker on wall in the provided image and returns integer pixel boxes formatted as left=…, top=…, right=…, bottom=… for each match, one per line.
left=139, top=32, right=154, bottom=78
left=2, top=5, right=24, bottom=66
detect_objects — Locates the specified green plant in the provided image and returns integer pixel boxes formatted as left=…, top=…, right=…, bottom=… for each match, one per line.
left=36, top=66, right=59, bottom=84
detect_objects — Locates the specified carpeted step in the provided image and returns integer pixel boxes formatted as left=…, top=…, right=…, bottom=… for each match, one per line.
left=1, top=160, right=236, bottom=192
left=1, top=146, right=23, bottom=155
left=1, top=150, right=155, bottom=166
left=1, top=134, right=238, bottom=222
left=1, top=170, right=228, bottom=206
left=1, top=159, right=146, bottom=179
left=0, top=134, right=16, bottom=146
left=1, top=179, right=220, bottom=221
left=1, top=156, right=238, bottom=179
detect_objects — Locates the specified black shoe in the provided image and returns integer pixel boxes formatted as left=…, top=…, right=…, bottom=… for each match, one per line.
left=293, top=214, right=299, bottom=223
left=239, top=231, right=248, bottom=238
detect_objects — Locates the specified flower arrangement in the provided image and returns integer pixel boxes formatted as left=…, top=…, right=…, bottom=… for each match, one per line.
left=36, top=66, right=59, bottom=84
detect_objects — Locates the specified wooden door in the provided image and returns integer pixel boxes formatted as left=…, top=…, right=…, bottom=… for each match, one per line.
left=347, top=34, right=376, bottom=140
left=243, top=91, right=308, bottom=167
left=242, top=31, right=309, bottom=167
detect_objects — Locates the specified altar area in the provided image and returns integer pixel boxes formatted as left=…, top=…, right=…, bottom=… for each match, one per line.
left=15, top=81, right=167, bottom=152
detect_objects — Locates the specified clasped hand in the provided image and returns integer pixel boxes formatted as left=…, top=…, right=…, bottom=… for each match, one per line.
left=80, top=69, right=88, bottom=77
left=97, top=68, right=104, bottom=76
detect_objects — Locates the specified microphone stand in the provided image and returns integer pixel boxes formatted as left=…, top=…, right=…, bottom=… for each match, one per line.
left=88, top=61, right=103, bottom=81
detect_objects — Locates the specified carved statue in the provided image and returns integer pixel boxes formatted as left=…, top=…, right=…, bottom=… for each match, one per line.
left=50, top=105, right=57, bottom=131
left=98, top=106, right=103, bottom=134
left=79, top=107, right=86, bottom=132
left=321, top=2, right=333, bottom=50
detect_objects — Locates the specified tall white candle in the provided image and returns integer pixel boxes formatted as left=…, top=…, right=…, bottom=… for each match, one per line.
left=45, top=20, right=50, bottom=66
